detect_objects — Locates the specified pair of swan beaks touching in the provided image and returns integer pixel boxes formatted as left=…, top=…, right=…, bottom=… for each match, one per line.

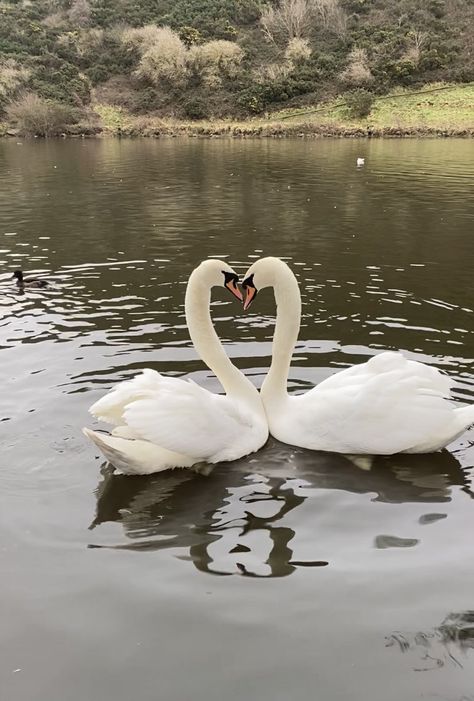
left=83, top=257, right=474, bottom=475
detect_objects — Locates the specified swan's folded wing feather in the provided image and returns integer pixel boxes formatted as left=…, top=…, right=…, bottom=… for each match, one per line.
left=123, top=380, right=251, bottom=460
left=298, top=366, right=456, bottom=454
left=90, top=369, right=193, bottom=425
left=313, top=351, right=453, bottom=396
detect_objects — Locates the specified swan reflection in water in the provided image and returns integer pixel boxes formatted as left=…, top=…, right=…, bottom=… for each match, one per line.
left=89, top=439, right=472, bottom=577
left=386, top=610, right=474, bottom=672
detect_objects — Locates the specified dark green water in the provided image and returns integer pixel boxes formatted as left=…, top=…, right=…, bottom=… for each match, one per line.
left=1, top=138, right=474, bottom=701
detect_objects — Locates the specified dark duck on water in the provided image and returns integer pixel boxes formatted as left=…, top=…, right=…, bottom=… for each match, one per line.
left=12, top=270, right=48, bottom=289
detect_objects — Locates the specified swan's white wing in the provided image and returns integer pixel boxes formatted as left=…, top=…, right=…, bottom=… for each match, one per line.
left=292, top=353, right=458, bottom=454
left=123, top=380, right=253, bottom=461
left=313, top=351, right=453, bottom=396
left=90, top=369, right=191, bottom=425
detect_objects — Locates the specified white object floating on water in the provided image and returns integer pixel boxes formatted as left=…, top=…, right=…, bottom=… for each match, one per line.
left=357, top=157, right=365, bottom=166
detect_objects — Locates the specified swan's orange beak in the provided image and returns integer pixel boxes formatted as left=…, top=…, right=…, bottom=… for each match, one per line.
left=243, top=284, right=257, bottom=311
left=225, top=278, right=243, bottom=301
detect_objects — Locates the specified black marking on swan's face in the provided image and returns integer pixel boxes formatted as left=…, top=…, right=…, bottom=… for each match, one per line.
left=242, top=273, right=258, bottom=310
left=222, top=270, right=243, bottom=301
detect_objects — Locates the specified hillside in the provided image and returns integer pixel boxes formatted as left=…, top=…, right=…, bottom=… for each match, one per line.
left=0, top=0, right=473, bottom=134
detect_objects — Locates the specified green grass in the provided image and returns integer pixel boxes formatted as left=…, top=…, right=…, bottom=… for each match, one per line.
left=274, top=83, right=474, bottom=131
left=97, top=82, right=473, bottom=136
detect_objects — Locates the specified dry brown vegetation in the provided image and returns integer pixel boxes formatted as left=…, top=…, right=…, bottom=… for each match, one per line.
left=6, top=94, right=78, bottom=136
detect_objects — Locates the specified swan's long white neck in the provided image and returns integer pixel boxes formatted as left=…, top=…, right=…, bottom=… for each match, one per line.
left=185, top=268, right=260, bottom=408
left=261, top=264, right=301, bottom=405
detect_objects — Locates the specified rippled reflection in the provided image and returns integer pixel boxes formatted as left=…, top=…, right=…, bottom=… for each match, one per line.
left=387, top=611, right=474, bottom=672
left=2, top=139, right=474, bottom=700
left=89, top=441, right=471, bottom=577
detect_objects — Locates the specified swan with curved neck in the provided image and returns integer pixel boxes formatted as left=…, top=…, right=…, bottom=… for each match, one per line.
left=242, top=257, right=474, bottom=454
left=84, top=260, right=267, bottom=474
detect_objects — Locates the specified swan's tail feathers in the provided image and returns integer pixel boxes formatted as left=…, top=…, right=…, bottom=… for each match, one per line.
left=82, top=428, right=195, bottom=476
left=455, top=405, right=474, bottom=430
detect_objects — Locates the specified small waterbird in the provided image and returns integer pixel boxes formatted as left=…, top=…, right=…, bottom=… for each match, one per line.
left=12, top=270, right=48, bottom=289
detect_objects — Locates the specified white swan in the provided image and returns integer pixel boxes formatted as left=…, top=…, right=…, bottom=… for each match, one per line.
left=242, top=257, right=474, bottom=454
left=83, top=260, right=268, bottom=474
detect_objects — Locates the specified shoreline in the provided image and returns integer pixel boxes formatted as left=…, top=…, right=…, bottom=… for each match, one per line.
left=2, top=83, right=473, bottom=139
left=2, top=124, right=473, bottom=139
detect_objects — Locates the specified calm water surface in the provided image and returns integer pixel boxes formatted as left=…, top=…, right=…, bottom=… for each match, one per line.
left=1, top=138, right=474, bottom=701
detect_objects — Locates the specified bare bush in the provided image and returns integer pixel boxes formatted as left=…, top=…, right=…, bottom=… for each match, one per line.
left=122, top=25, right=167, bottom=53
left=284, top=37, right=311, bottom=63
left=57, top=27, right=104, bottom=56
left=75, top=28, right=105, bottom=56
left=6, top=93, right=78, bottom=136
left=261, top=0, right=314, bottom=42
left=313, top=0, right=347, bottom=37
left=261, top=0, right=347, bottom=43
left=253, top=62, right=293, bottom=83
left=68, top=0, right=91, bottom=27
left=402, top=30, right=427, bottom=65
left=340, top=48, right=373, bottom=85
left=123, top=26, right=243, bottom=88
left=131, top=27, right=189, bottom=86
left=0, top=60, right=30, bottom=104
left=188, top=40, right=244, bottom=87
left=42, top=12, right=67, bottom=29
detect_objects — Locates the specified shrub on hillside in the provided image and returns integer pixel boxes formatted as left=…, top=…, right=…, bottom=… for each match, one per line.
left=129, top=27, right=189, bottom=86
left=344, top=88, right=374, bottom=118
left=27, top=55, right=91, bottom=105
left=0, top=59, right=30, bottom=111
left=261, top=0, right=314, bottom=43
left=188, top=40, right=244, bottom=87
left=284, top=37, right=311, bottom=64
left=340, top=47, right=373, bottom=85
left=179, top=26, right=203, bottom=47
left=122, top=25, right=167, bottom=54
left=68, top=0, right=91, bottom=27
left=183, top=96, right=209, bottom=119
left=6, top=93, right=79, bottom=136
left=261, top=0, right=347, bottom=44
left=165, top=0, right=261, bottom=38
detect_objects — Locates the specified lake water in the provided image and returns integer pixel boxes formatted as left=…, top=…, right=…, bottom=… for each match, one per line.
left=1, top=138, right=474, bottom=701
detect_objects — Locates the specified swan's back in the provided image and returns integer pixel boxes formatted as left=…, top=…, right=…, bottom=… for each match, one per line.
left=278, top=352, right=470, bottom=454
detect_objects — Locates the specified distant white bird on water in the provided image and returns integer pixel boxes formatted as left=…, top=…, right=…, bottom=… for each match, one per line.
left=357, top=157, right=365, bottom=167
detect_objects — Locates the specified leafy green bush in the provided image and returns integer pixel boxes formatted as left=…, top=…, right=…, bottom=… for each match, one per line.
left=178, top=26, right=203, bottom=46
left=236, top=84, right=268, bottom=113
left=344, top=88, right=374, bottom=117
left=183, top=96, right=209, bottom=119
left=165, top=0, right=261, bottom=37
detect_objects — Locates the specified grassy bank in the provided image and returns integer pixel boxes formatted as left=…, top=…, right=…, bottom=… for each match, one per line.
left=2, top=84, right=473, bottom=138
